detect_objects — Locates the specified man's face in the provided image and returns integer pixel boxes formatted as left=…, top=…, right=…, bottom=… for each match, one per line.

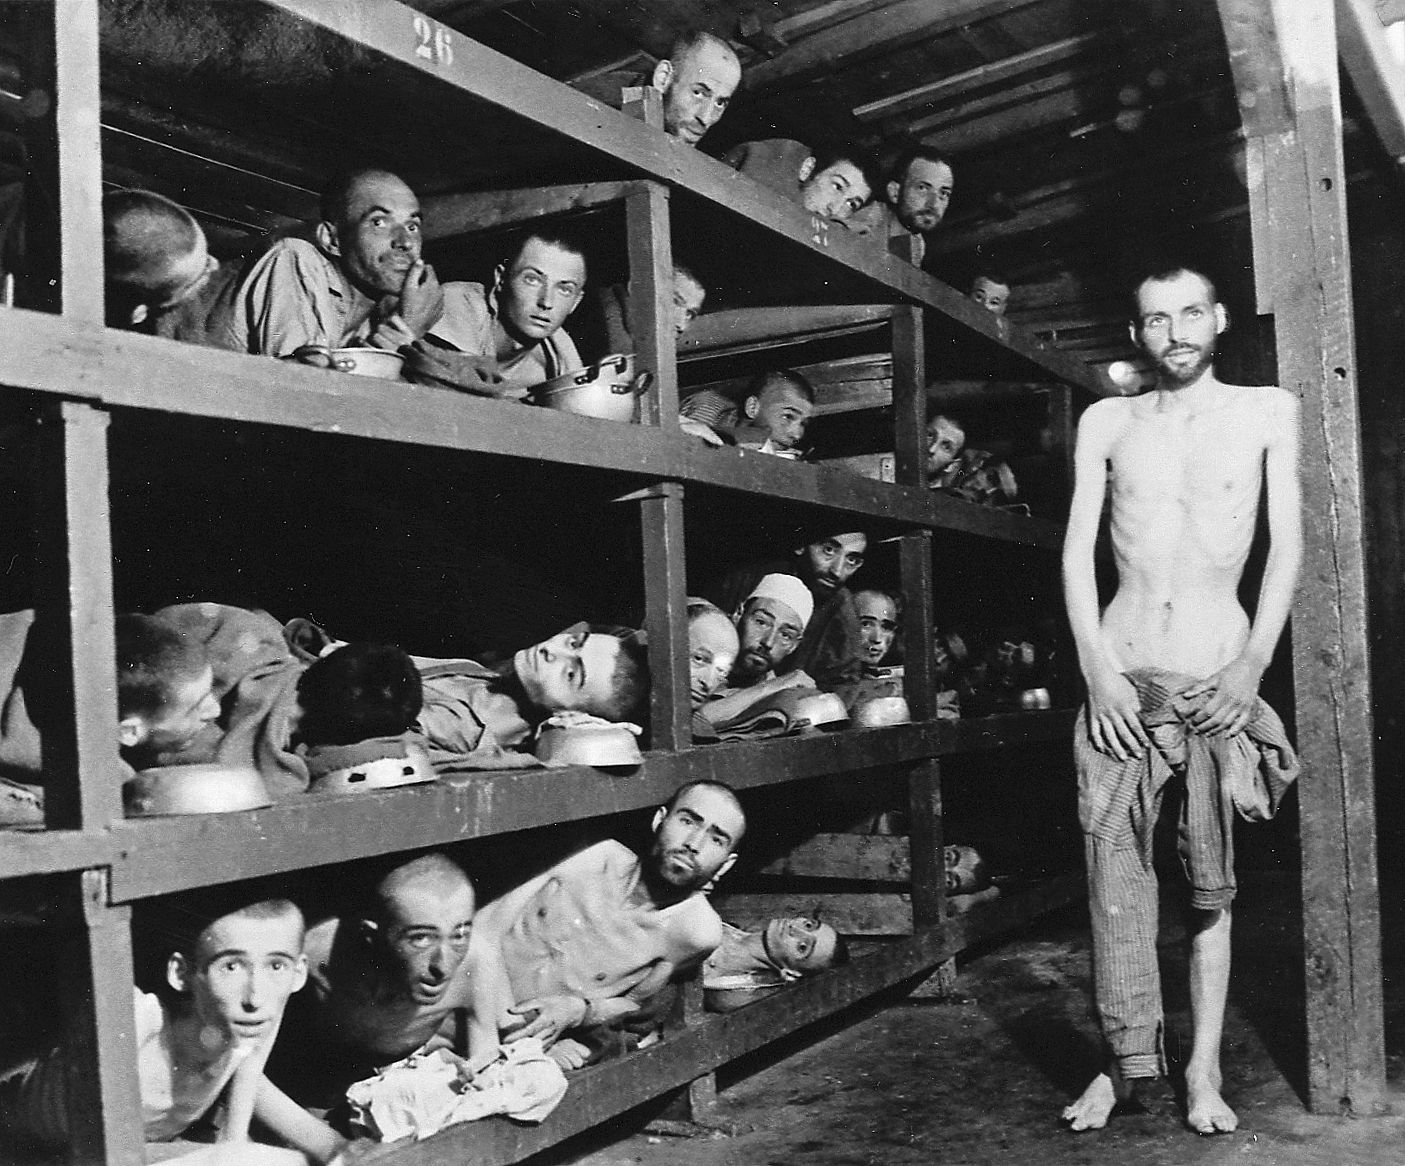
left=659, top=41, right=741, bottom=145
left=650, top=785, right=744, bottom=891
left=925, top=415, right=965, bottom=476
left=854, top=591, right=899, bottom=665
left=496, top=238, right=586, bottom=345
left=127, top=665, right=221, bottom=757
left=514, top=627, right=623, bottom=716
left=1133, top=270, right=1221, bottom=386
left=798, top=532, right=867, bottom=594
left=672, top=271, right=707, bottom=336
left=969, top=276, right=1010, bottom=318
left=888, top=159, right=953, bottom=235
left=747, top=384, right=812, bottom=451
left=762, top=916, right=839, bottom=974
left=944, top=844, right=987, bottom=895
left=330, top=172, right=423, bottom=297
left=689, top=611, right=738, bottom=708
left=801, top=162, right=871, bottom=222
left=734, top=597, right=805, bottom=682
left=378, top=877, right=475, bottom=1008
left=188, top=911, right=307, bottom=1051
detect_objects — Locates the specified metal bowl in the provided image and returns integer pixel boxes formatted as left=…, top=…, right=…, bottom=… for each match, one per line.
left=527, top=353, right=651, bottom=422
left=535, top=722, right=643, bottom=768
left=853, top=695, right=911, bottom=728
left=309, top=745, right=436, bottom=795
left=124, top=763, right=273, bottom=817
left=791, top=691, right=850, bottom=731
left=327, top=347, right=406, bottom=379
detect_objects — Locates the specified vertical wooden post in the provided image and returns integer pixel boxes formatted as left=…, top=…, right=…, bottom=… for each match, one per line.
left=639, top=482, right=692, bottom=751
left=624, top=182, right=677, bottom=427
left=34, top=401, right=123, bottom=831
left=58, top=871, right=145, bottom=1166
left=1218, top=0, right=1386, bottom=1115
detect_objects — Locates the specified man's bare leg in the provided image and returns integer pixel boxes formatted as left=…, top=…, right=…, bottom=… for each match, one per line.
left=1185, top=905, right=1237, bottom=1133
left=1062, top=1061, right=1133, bottom=1131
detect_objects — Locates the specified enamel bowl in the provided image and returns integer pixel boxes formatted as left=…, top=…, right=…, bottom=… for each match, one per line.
left=309, top=746, right=436, bottom=795
left=853, top=695, right=912, bottom=728
left=327, top=347, right=406, bottom=379
left=124, top=763, right=273, bottom=817
left=791, top=691, right=850, bottom=731
left=535, top=722, right=643, bottom=768
left=528, top=353, right=651, bottom=422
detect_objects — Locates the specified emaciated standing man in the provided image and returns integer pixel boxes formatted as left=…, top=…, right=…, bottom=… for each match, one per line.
left=1060, top=264, right=1302, bottom=1135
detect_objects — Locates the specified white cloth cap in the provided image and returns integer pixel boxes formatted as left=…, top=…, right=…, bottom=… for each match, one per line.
left=744, top=573, right=814, bottom=630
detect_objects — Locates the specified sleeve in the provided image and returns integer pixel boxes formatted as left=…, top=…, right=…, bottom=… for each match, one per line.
left=236, top=239, right=340, bottom=356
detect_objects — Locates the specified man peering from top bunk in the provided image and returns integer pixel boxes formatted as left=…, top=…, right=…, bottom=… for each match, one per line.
left=573, top=31, right=741, bottom=148
left=422, top=229, right=588, bottom=399
left=845, top=147, right=955, bottom=263
left=224, top=167, right=446, bottom=362
left=722, top=140, right=875, bottom=225
left=0, top=890, right=345, bottom=1162
left=102, top=189, right=242, bottom=346
left=969, top=270, right=1012, bottom=318
left=0, top=610, right=222, bottom=825
left=470, top=779, right=746, bottom=1069
left=266, top=852, right=496, bottom=1112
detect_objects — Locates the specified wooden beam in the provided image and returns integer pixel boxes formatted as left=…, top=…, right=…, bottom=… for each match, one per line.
left=714, top=892, right=914, bottom=935
left=1337, top=0, right=1405, bottom=161
left=680, top=304, right=893, bottom=355
left=421, top=181, right=636, bottom=239
left=1219, top=0, right=1386, bottom=1117
left=853, top=31, right=1105, bottom=122
left=744, top=0, right=1042, bottom=90
left=758, top=833, right=912, bottom=880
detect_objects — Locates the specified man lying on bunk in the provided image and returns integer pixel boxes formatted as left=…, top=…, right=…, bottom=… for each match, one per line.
left=574, top=31, right=742, bottom=148
left=686, top=598, right=739, bottom=742
left=471, top=779, right=746, bottom=1069
left=102, top=188, right=243, bottom=347
left=703, top=914, right=846, bottom=1012
left=710, top=530, right=869, bottom=692
left=701, top=573, right=816, bottom=727
left=574, top=261, right=707, bottom=363
left=266, top=852, right=496, bottom=1113
left=679, top=368, right=815, bottom=454
left=721, top=140, right=875, bottom=227
left=0, top=610, right=221, bottom=827
left=0, top=887, right=344, bottom=1163
left=926, top=413, right=967, bottom=485
left=844, top=147, right=955, bottom=263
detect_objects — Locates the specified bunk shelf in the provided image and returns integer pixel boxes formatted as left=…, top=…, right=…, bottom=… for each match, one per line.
left=100, top=712, right=1075, bottom=901
left=264, top=0, right=1100, bottom=398
left=0, top=828, right=119, bottom=882
left=0, top=308, right=1064, bottom=547
left=313, top=870, right=1084, bottom=1166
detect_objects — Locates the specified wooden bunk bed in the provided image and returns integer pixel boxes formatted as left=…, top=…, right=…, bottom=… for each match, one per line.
left=0, top=0, right=1385, bottom=1162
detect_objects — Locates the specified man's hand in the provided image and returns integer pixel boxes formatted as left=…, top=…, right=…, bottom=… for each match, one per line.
left=504, top=994, right=589, bottom=1046
left=1180, top=654, right=1264, bottom=737
left=395, top=259, right=444, bottom=338
left=547, top=1038, right=592, bottom=1070
left=679, top=417, right=725, bottom=446
left=1084, top=666, right=1149, bottom=761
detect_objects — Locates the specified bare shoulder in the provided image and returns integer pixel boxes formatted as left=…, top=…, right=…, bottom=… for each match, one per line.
left=1229, top=384, right=1298, bottom=441
left=1076, top=395, right=1135, bottom=446
left=668, top=896, right=724, bottom=958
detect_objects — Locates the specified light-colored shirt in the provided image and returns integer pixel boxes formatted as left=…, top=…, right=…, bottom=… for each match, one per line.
left=427, top=282, right=583, bottom=398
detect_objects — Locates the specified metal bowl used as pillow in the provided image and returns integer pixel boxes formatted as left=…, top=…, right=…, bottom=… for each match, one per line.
left=124, top=763, right=273, bottom=818
left=535, top=722, right=643, bottom=768
left=309, top=744, right=436, bottom=795
left=791, top=691, right=850, bottom=731
left=527, top=354, right=652, bottom=423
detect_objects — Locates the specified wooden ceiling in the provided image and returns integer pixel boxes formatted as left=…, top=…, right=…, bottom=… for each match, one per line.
left=1, top=0, right=1397, bottom=380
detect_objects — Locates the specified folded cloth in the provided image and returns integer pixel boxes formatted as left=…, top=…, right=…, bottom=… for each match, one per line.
left=1076, top=666, right=1299, bottom=910
left=346, top=1040, right=568, bottom=1142
left=400, top=342, right=510, bottom=398
left=709, top=685, right=842, bottom=740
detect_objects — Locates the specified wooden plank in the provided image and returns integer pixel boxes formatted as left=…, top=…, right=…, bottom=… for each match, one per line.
left=108, top=713, right=1076, bottom=901
left=33, top=402, right=124, bottom=831
left=679, top=304, right=893, bottom=354
left=759, top=832, right=912, bottom=880
left=420, top=181, right=636, bottom=239
left=1219, top=0, right=1386, bottom=1116
left=743, top=0, right=1041, bottom=90
left=714, top=892, right=914, bottom=935
left=0, top=310, right=1063, bottom=539
left=1337, top=0, right=1405, bottom=161
left=59, top=871, right=144, bottom=1166
left=853, top=31, right=1105, bottom=122
left=0, top=830, right=119, bottom=881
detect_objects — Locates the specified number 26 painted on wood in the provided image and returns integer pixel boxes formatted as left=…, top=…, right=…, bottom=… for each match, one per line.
left=411, top=15, right=454, bottom=67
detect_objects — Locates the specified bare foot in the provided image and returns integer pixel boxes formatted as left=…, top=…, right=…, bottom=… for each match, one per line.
left=1062, top=1072, right=1125, bottom=1131
left=1185, top=1073, right=1237, bottom=1134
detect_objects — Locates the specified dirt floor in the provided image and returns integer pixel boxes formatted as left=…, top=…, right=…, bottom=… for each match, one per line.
left=541, top=870, right=1405, bottom=1166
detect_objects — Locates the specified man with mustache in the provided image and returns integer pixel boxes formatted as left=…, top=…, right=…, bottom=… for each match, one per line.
left=471, top=781, right=746, bottom=1068
left=266, top=852, right=496, bottom=1109
left=1061, top=264, right=1302, bottom=1136
left=845, top=147, right=955, bottom=264
left=226, top=168, right=447, bottom=362
left=711, top=531, right=870, bottom=691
